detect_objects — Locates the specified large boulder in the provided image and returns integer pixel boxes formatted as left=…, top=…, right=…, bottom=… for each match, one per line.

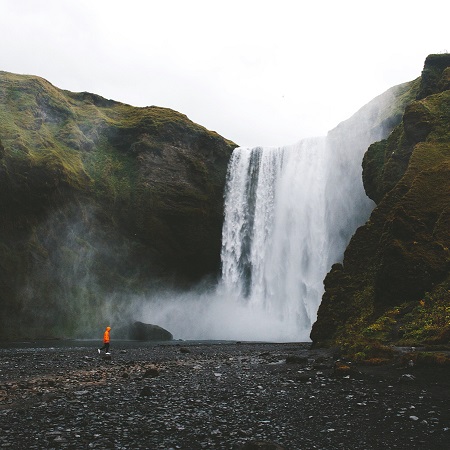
left=129, top=321, right=173, bottom=341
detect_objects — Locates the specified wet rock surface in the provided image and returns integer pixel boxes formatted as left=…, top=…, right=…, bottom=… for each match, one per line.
left=0, top=341, right=449, bottom=449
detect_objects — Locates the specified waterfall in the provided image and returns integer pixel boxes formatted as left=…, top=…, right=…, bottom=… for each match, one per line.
left=216, top=110, right=384, bottom=340
left=140, top=89, right=399, bottom=341
left=220, top=139, right=329, bottom=333
left=140, top=130, right=378, bottom=341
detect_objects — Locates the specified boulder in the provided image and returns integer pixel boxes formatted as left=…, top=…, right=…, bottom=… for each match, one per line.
left=129, top=321, right=173, bottom=341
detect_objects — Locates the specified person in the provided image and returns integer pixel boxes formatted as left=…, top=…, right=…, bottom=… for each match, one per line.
left=98, top=326, right=111, bottom=354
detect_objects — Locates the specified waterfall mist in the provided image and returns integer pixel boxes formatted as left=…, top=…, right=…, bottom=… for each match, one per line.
left=18, top=203, right=152, bottom=339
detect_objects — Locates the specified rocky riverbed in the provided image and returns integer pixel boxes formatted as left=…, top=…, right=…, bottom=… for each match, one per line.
left=0, top=340, right=449, bottom=449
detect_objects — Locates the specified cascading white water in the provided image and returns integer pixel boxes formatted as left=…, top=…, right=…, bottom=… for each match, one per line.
left=140, top=88, right=399, bottom=341
left=218, top=125, right=377, bottom=341
left=220, top=138, right=329, bottom=337
left=139, top=131, right=376, bottom=341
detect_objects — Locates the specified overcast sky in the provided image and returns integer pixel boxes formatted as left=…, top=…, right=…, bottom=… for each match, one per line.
left=1, top=0, right=448, bottom=147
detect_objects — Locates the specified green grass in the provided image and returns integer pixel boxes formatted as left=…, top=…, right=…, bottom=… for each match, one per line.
left=83, top=139, right=137, bottom=205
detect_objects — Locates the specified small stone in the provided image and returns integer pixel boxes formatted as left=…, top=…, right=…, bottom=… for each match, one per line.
left=398, top=374, right=415, bottom=383
left=144, top=367, right=159, bottom=378
left=140, top=386, right=152, bottom=397
left=286, top=355, right=308, bottom=364
left=74, top=390, right=89, bottom=396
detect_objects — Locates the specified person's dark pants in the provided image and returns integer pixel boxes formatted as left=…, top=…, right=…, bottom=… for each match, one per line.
left=100, top=343, right=110, bottom=352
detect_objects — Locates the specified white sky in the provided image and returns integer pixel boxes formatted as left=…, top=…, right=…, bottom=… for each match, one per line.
left=1, top=0, right=448, bottom=147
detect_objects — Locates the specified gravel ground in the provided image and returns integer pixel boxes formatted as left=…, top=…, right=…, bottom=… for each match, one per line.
left=0, top=340, right=449, bottom=449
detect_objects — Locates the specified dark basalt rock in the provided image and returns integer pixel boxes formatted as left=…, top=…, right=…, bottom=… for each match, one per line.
left=128, top=321, right=173, bottom=341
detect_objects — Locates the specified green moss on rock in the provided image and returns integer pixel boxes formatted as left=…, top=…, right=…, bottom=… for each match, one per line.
left=312, top=54, right=450, bottom=352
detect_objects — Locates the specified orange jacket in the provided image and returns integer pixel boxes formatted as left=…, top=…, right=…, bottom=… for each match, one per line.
left=103, top=326, right=111, bottom=343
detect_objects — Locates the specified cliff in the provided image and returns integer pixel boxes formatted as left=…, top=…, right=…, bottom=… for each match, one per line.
left=311, top=54, right=450, bottom=354
left=0, top=71, right=237, bottom=339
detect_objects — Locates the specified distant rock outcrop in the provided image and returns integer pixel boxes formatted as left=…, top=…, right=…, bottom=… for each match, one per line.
left=311, top=54, right=450, bottom=351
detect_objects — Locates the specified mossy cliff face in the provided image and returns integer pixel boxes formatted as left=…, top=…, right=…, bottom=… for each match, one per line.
left=0, top=72, right=237, bottom=339
left=311, top=54, right=450, bottom=352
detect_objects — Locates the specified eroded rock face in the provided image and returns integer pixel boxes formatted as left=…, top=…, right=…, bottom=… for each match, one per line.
left=417, top=53, right=450, bottom=99
left=403, top=101, right=433, bottom=144
left=312, top=54, right=450, bottom=348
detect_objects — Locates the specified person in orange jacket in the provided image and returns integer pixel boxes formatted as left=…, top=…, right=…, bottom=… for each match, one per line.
left=98, top=326, right=111, bottom=354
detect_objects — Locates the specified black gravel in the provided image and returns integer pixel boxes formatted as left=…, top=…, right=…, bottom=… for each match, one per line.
left=0, top=340, right=449, bottom=449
